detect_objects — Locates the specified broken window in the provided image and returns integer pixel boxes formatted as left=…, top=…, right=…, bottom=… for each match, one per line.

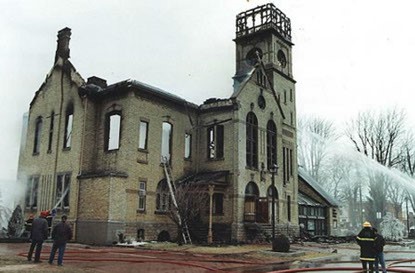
left=256, top=70, right=266, bottom=87
left=207, top=125, right=224, bottom=159
left=184, top=133, right=192, bottom=159
left=105, top=111, right=121, bottom=151
left=138, top=181, right=146, bottom=211
left=138, top=120, right=148, bottom=150
left=246, top=112, right=258, bottom=168
left=156, top=180, right=170, bottom=212
left=213, top=193, right=224, bottom=215
left=25, top=176, right=39, bottom=209
left=161, top=122, right=172, bottom=162
left=33, top=116, right=43, bottom=154
left=48, top=112, right=54, bottom=152
left=56, top=173, right=70, bottom=210
left=64, top=104, right=73, bottom=149
left=266, top=120, right=277, bottom=170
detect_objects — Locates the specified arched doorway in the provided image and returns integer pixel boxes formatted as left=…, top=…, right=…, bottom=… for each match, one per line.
left=267, top=185, right=279, bottom=224
left=244, top=182, right=259, bottom=222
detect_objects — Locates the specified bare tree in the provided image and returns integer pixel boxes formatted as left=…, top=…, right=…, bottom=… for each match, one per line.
left=167, top=182, right=209, bottom=243
left=388, top=181, right=405, bottom=218
left=366, top=173, right=389, bottom=227
left=325, top=156, right=353, bottom=201
left=337, top=164, right=367, bottom=229
left=346, top=108, right=406, bottom=224
left=346, top=109, right=405, bottom=167
left=399, top=132, right=415, bottom=212
left=298, top=116, right=337, bottom=182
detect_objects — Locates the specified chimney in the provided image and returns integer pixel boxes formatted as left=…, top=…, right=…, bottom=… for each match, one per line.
left=87, top=76, right=107, bottom=88
left=55, top=27, right=71, bottom=63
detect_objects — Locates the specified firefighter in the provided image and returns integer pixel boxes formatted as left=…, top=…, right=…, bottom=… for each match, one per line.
left=27, top=211, right=49, bottom=263
left=356, top=221, right=376, bottom=272
left=24, top=214, right=34, bottom=236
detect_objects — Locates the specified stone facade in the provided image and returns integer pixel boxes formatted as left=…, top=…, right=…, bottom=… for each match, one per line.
left=18, top=4, right=299, bottom=245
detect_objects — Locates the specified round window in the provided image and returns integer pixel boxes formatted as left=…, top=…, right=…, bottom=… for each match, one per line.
left=277, top=50, right=287, bottom=68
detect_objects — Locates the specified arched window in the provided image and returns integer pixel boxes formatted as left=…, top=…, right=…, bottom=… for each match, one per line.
left=267, top=185, right=279, bottom=224
left=245, top=181, right=259, bottom=196
left=33, top=116, right=43, bottom=154
left=64, top=104, right=73, bottom=149
left=267, top=185, right=278, bottom=200
left=105, top=111, right=121, bottom=151
left=244, top=181, right=259, bottom=222
left=267, top=120, right=277, bottom=170
left=156, top=179, right=170, bottom=212
left=246, top=112, right=258, bottom=168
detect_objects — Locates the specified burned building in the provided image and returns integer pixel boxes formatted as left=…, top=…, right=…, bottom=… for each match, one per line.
left=18, top=3, right=299, bottom=244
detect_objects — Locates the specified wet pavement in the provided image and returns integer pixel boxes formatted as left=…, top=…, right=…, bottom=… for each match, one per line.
left=0, top=241, right=414, bottom=272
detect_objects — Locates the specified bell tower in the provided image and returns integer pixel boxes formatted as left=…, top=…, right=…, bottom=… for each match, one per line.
left=234, top=3, right=294, bottom=78
left=234, top=3, right=296, bottom=126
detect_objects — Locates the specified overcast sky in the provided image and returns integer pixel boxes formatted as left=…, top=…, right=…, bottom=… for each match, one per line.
left=1, top=0, right=415, bottom=184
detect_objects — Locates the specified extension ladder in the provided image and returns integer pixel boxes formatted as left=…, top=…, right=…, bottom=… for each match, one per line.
left=161, top=156, right=192, bottom=244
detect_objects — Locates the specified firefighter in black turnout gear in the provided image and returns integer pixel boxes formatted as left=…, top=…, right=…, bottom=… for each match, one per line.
left=356, top=221, right=376, bottom=272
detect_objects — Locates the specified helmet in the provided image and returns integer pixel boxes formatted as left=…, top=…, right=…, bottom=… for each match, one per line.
left=40, top=211, right=49, bottom=218
left=363, top=221, right=372, bottom=228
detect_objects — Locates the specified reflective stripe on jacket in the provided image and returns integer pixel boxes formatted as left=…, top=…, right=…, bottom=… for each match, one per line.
left=356, top=227, right=376, bottom=261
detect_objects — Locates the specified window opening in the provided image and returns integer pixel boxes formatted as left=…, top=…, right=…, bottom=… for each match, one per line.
left=246, top=112, right=258, bottom=168
left=64, top=105, right=73, bottom=149
left=213, top=193, right=224, bottom=214
left=48, top=112, right=54, bottom=152
left=207, top=125, right=224, bottom=159
left=266, top=120, right=277, bottom=170
left=106, top=112, right=121, bottom=151
left=138, top=121, right=148, bottom=150
left=161, top=122, right=172, bottom=162
left=33, top=117, right=43, bottom=154
left=56, top=173, right=70, bottom=210
left=184, top=133, right=192, bottom=159
left=138, top=181, right=146, bottom=211
left=156, top=180, right=170, bottom=212
left=25, top=176, right=39, bottom=209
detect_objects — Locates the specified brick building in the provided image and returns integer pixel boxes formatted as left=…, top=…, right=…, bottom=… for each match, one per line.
left=18, top=3, right=299, bottom=244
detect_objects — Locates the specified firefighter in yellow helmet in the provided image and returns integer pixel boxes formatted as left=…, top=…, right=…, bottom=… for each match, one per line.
left=356, top=221, right=376, bottom=272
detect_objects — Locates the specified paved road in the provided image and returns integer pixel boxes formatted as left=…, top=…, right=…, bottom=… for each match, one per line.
left=0, top=242, right=414, bottom=272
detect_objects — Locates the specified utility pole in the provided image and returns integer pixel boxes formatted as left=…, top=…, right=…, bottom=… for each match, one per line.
left=270, top=164, right=278, bottom=240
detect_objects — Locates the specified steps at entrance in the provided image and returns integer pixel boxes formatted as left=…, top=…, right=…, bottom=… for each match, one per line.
left=244, top=223, right=273, bottom=242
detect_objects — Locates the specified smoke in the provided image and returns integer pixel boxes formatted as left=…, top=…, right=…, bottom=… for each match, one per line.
left=0, top=176, right=26, bottom=230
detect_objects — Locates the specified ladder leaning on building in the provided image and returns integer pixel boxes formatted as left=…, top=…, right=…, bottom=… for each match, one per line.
left=161, top=156, right=192, bottom=244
